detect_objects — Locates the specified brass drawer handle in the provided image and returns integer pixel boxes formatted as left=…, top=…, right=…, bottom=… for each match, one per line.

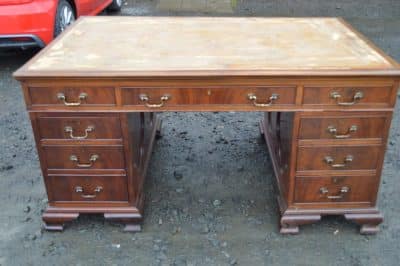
left=324, top=155, right=353, bottom=168
left=248, top=93, right=279, bottom=107
left=57, top=92, right=88, bottom=106
left=69, top=154, right=99, bottom=168
left=330, top=91, right=364, bottom=106
left=327, top=125, right=357, bottom=139
left=64, top=125, right=95, bottom=139
left=139, top=94, right=170, bottom=108
left=320, top=186, right=350, bottom=199
left=75, top=186, right=103, bottom=199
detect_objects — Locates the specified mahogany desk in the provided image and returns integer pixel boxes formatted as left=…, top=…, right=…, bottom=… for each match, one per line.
left=14, top=17, right=400, bottom=234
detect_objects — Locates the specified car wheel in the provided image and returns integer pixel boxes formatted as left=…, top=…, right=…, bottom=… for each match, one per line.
left=54, top=0, right=76, bottom=37
left=107, top=0, right=123, bottom=12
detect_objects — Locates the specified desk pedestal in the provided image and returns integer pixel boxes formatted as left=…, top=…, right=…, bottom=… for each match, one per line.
left=35, top=113, right=161, bottom=231
left=261, top=112, right=385, bottom=234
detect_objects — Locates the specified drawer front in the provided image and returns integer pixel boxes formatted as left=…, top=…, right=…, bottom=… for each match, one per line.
left=38, top=115, right=122, bottom=140
left=298, top=116, right=387, bottom=140
left=302, top=86, right=393, bottom=107
left=47, top=175, right=128, bottom=202
left=121, top=86, right=296, bottom=107
left=294, top=175, right=378, bottom=204
left=43, top=146, right=125, bottom=171
left=28, top=87, right=116, bottom=106
left=297, top=145, right=381, bottom=171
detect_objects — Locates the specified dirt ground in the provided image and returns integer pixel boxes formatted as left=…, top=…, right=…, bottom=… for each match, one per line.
left=1, top=1, right=400, bottom=265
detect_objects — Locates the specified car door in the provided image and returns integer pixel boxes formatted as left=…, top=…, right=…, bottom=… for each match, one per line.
left=74, top=0, right=94, bottom=16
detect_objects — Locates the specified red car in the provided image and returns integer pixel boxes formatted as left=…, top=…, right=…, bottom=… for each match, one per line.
left=0, top=0, right=122, bottom=48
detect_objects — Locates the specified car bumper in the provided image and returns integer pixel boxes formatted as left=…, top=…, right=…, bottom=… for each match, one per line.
left=0, top=34, right=45, bottom=49
left=0, top=0, right=57, bottom=46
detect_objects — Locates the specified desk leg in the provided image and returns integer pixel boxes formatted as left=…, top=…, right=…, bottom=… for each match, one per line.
left=42, top=212, right=79, bottom=231
left=280, top=213, right=321, bottom=234
left=345, top=212, right=383, bottom=235
left=104, top=213, right=143, bottom=232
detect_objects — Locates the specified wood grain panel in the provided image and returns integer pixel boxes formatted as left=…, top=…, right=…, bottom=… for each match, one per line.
left=296, top=145, right=381, bottom=171
left=38, top=114, right=122, bottom=140
left=121, top=86, right=296, bottom=106
left=42, top=146, right=125, bottom=171
left=29, top=87, right=116, bottom=106
left=298, top=116, right=387, bottom=140
left=294, top=175, right=378, bottom=204
left=47, top=175, right=128, bottom=202
left=302, top=86, right=394, bottom=107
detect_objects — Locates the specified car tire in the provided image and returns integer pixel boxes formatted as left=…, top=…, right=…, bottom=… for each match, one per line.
left=54, top=0, right=76, bottom=37
left=107, top=0, right=123, bottom=12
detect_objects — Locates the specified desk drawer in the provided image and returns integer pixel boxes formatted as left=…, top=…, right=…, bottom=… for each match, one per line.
left=302, top=86, right=394, bottom=107
left=28, top=87, right=116, bottom=106
left=121, top=86, right=296, bottom=107
left=294, top=175, right=378, bottom=204
left=47, top=175, right=128, bottom=202
left=37, top=115, right=122, bottom=140
left=298, top=116, right=387, bottom=140
left=43, top=146, right=125, bottom=171
left=297, top=145, right=380, bottom=172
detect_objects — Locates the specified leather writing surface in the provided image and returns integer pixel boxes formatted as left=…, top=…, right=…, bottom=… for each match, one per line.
left=15, top=17, right=399, bottom=77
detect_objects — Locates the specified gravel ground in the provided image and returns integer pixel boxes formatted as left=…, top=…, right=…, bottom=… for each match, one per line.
left=1, top=1, right=400, bottom=265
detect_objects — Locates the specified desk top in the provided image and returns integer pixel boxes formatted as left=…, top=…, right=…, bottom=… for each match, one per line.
left=14, top=17, right=400, bottom=78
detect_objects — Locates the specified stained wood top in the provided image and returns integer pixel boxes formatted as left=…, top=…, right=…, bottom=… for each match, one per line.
left=14, top=17, right=400, bottom=78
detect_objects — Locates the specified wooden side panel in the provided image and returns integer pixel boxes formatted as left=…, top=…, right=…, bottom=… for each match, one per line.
left=122, top=112, right=159, bottom=207
left=263, top=111, right=294, bottom=204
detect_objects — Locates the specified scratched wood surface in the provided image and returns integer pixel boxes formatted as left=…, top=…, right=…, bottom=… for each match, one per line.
left=14, top=17, right=400, bottom=77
